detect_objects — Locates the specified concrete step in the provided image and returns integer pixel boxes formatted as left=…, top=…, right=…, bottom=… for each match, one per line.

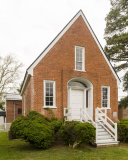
left=96, top=141, right=119, bottom=147
left=97, top=132, right=109, bottom=136
left=97, top=126, right=103, bottom=129
left=96, top=138, right=115, bottom=143
left=97, top=128, right=106, bottom=132
left=97, top=135, right=112, bottom=140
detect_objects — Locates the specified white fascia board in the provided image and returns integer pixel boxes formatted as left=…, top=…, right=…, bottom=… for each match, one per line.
left=27, top=10, right=120, bottom=85
left=20, top=72, right=30, bottom=96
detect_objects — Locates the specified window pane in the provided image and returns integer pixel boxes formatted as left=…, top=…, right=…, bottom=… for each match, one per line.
left=102, top=87, right=108, bottom=107
left=76, top=65, right=79, bottom=70
left=50, top=83, right=53, bottom=88
left=46, top=83, right=49, bottom=88
left=45, top=82, right=54, bottom=106
left=46, top=97, right=49, bottom=101
left=50, top=102, right=53, bottom=106
left=75, top=47, right=84, bottom=71
left=50, top=97, right=53, bottom=102
left=76, top=48, right=79, bottom=54
left=46, top=88, right=49, bottom=92
left=80, top=49, right=82, bottom=54
left=50, top=88, right=53, bottom=92
left=79, top=65, right=82, bottom=70
left=102, top=100, right=107, bottom=107
left=46, top=92, right=50, bottom=96
left=76, top=56, right=79, bottom=61
left=46, top=101, right=49, bottom=106
left=79, top=57, right=82, bottom=61
left=18, top=108, right=22, bottom=114
left=50, top=92, right=53, bottom=96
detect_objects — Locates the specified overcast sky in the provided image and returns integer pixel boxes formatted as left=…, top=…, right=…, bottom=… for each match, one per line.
left=0, top=0, right=127, bottom=99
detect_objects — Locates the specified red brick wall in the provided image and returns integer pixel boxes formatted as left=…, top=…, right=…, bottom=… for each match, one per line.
left=118, top=107, right=128, bottom=119
left=6, top=100, right=22, bottom=123
left=23, top=16, right=118, bottom=121
left=22, top=77, right=34, bottom=116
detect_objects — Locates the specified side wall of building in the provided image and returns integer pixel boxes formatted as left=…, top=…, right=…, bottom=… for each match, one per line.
left=22, top=77, right=34, bottom=115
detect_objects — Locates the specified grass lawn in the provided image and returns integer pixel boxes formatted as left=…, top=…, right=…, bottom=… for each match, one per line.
left=0, top=132, right=128, bottom=160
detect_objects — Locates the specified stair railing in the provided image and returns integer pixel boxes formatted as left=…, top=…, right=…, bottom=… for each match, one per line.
left=95, top=107, right=117, bottom=142
left=64, top=107, right=72, bottom=121
left=64, top=107, right=95, bottom=127
left=80, top=108, right=95, bottom=126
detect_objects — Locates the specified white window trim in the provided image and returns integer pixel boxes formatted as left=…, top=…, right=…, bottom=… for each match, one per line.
left=75, top=46, right=85, bottom=71
left=101, top=86, right=110, bottom=109
left=43, top=80, right=57, bottom=109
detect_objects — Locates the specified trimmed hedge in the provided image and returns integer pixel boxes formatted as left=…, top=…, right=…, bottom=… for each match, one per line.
left=10, top=111, right=62, bottom=149
left=60, top=121, right=95, bottom=148
left=118, top=119, right=128, bottom=143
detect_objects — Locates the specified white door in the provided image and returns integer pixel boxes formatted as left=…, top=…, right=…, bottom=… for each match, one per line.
left=70, top=89, right=84, bottom=120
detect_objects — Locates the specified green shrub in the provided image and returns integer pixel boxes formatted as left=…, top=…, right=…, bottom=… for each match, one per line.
left=60, top=121, right=95, bottom=148
left=60, top=121, right=80, bottom=145
left=75, top=122, right=96, bottom=144
left=118, top=119, right=128, bottom=142
left=10, top=111, right=62, bottom=149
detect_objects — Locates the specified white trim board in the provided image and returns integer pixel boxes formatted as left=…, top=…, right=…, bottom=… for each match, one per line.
left=21, top=10, right=120, bottom=95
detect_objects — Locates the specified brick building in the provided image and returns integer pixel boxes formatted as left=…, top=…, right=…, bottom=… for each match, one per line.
left=21, top=10, right=120, bottom=146
left=118, top=107, right=128, bottom=119
left=6, top=93, right=22, bottom=129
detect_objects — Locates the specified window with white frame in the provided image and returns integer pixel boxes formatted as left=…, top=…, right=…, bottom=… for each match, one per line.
left=75, top=46, right=85, bottom=71
left=44, top=80, right=56, bottom=108
left=102, top=86, right=110, bottom=108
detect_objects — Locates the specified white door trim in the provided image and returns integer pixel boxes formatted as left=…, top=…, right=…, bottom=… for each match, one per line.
left=67, top=77, right=93, bottom=120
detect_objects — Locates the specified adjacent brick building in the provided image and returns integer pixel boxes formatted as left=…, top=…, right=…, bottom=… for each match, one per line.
left=118, top=107, right=128, bottom=119
left=21, top=10, right=120, bottom=122
left=6, top=93, right=22, bottom=129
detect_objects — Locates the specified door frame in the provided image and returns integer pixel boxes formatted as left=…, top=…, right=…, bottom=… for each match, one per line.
left=67, top=77, right=93, bottom=119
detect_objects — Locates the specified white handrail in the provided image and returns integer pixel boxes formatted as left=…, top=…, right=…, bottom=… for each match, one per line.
left=97, top=107, right=114, bottom=125
left=95, top=107, right=117, bottom=142
left=80, top=108, right=95, bottom=126
left=98, top=121, right=115, bottom=139
left=64, top=107, right=95, bottom=126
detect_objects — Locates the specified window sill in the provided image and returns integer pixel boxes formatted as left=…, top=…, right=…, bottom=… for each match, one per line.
left=43, top=106, right=57, bottom=109
left=74, top=69, right=86, bottom=72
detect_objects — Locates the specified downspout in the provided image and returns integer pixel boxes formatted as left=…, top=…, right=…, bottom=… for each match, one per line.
left=14, top=101, right=15, bottom=121
left=4, top=94, right=7, bottom=129
left=61, top=69, right=63, bottom=120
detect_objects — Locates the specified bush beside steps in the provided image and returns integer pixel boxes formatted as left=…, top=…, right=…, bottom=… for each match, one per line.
left=10, top=110, right=96, bottom=149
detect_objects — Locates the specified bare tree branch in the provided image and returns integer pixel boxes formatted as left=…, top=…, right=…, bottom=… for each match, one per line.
left=0, top=54, right=23, bottom=96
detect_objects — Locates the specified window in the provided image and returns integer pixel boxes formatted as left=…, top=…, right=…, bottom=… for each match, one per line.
left=102, top=86, right=110, bottom=108
left=18, top=108, right=22, bottom=114
left=75, top=46, right=85, bottom=71
left=43, top=80, right=56, bottom=108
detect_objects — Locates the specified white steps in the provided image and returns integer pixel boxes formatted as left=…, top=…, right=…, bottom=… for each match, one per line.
left=95, top=122, right=119, bottom=146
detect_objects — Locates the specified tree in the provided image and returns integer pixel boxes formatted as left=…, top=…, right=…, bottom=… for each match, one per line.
left=104, top=0, right=128, bottom=91
left=17, top=81, right=23, bottom=94
left=0, top=54, right=23, bottom=97
left=118, top=96, right=128, bottom=109
left=0, top=101, right=5, bottom=111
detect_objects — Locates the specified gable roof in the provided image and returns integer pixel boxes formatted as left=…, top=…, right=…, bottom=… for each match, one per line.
left=21, top=10, right=120, bottom=95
